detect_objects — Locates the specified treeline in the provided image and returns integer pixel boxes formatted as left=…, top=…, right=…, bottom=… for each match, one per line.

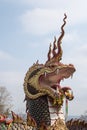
left=0, top=86, right=12, bottom=116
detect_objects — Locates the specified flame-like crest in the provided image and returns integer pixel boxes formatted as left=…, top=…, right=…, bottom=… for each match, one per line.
left=45, top=14, right=67, bottom=66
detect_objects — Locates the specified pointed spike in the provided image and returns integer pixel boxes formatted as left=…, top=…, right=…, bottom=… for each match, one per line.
left=11, top=111, right=23, bottom=123
left=53, top=36, right=57, bottom=57
left=47, top=43, right=52, bottom=61
left=45, top=14, right=67, bottom=65
left=27, top=112, right=37, bottom=127
left=57, top=14, right=67, bottom=61
left=54, top=36, right=56, bottom=44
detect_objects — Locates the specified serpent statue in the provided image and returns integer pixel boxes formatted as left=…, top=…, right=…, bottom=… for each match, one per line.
left=0, top=14, right=86, bottom=130
left=23, top=13, right=75, bottom=129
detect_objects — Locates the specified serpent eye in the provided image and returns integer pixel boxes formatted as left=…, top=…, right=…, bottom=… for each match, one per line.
left=50, top=64, right=57, bottom=68
left=51, top=65, right=55, bottom=68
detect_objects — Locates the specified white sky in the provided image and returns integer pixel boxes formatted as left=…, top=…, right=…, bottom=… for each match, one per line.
left=0, top=0, right=87, bottom=116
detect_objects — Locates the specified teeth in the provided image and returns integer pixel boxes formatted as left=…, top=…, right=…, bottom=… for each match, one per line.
left=56, top=69, right=59, bottom=75
left=71, top=74, right=73, bottom=79
left=44, top=72, right=47, bottom=77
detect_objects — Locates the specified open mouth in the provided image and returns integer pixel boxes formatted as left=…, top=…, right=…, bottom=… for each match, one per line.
left=39, top=65, right=75, bottom=100
left=40, top=66, right=75, bottom=87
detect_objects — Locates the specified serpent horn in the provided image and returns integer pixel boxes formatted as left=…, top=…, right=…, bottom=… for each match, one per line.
left=46, top=14, right=67, bottom=65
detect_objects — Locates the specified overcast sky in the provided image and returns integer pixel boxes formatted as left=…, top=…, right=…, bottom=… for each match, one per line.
left=0, top=0, right=87, bottom=116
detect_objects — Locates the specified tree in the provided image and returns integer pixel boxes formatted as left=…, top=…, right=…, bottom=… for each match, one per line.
left=0, top=86, right=12, bottom=115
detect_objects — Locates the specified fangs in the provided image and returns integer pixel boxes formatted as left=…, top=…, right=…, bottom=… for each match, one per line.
left=71, top=74, right=73, bottom=79
left=44, top=72, right=47, bottom=77
left=56, top=69, right=59, bottom=75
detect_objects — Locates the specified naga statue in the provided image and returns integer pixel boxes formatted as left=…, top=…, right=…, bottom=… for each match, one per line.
left=23, top=13, right=75, bottom=129
left=1, top=14, right=86, bottom=130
